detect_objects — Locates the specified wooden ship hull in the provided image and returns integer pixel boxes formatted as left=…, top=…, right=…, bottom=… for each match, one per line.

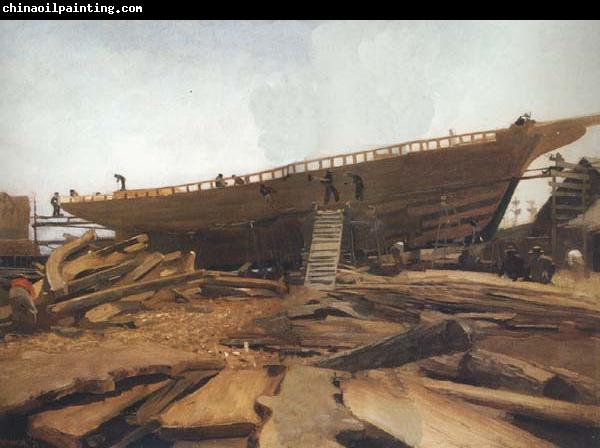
left=61, top=115, right=600, bottom=267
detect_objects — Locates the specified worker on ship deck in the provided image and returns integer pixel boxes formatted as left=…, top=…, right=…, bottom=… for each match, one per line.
left=114, top=174, right=126, bottom=191
left=514, top=113, right=531, bottom=126
left=69, top=189, right=79, bottom=197
left=215, top=174, right=226, bottom=188
left=259, top=183, right=276, bottom=206
left=232, top=174, right=245, bottom=185
left=50, top=192, right=61, bottom=217
left=345, top=172, right=364, bottom=201
left=315, top=169, right=340, bottom=205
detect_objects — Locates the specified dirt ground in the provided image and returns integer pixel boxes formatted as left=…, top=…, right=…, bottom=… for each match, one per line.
left=0, top=295, right=286, bottom=369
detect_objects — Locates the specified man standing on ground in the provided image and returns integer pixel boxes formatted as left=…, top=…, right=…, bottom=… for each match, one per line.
left=567, top=247, right=586, bottom=280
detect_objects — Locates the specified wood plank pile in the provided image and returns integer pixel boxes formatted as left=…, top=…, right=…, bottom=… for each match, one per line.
left=5, top=230, right=287, bottom=331
left=214, top=268, right=600, bottom=446
left=2, top=234, right=599, bottom=447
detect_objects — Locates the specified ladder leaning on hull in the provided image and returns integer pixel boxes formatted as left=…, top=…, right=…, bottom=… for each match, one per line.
left=304, top=210, right=344, bottom=290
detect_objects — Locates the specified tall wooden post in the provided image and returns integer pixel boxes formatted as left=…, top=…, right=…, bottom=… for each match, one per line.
left=551, top=173, right=557, bottom=256
left=33, top=194, right=38, bottom=250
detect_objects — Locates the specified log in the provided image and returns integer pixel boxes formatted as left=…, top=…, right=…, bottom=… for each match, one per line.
left=286, top=298, right=368, bottom=320
left=159, top=366, right=285, bottom=440
left=334, top=271, right=600, bottom=328
left=83, top=301, right=144, bottom=324
left=203, top=276, right=287, bottom=295
left=316, top=318, right=473, bottom=372
left=163, top=251, right=182, bottom=262
left=46, top=230, right=96, bottom=297
left=107, top=370, right=219, bottom=448
left=94, top=234, right=149, bottom=256
left=292, top=316, right=409, bottom=349
left=461, top=349, right=555, bottom=395
left=121, top=291, right=155, bottom=303
left=423, top=378, right=600, bottom=428
left=61, top=250, right=134, bottom=283
left=123, top=242, right=148, bottom=253
left=28, top=380, right=168, bottom=448
left=341, top=370, right=554, bottom=448
left=66, top=258, right=142, bottom=295
left=419, top=352, right=467, bottom=381
left=0, top=342, right=223, bottom=416
left=136, top=370, right=219, bottom=425
left=116, top=252, right=164, bottom=285
left=47, top=270, right=210, bottom=317
left=542, top=367, right=600, bottom=405
left=182, top=251, right=196, bottom=273
left=256, top=366, right=364, bottom=448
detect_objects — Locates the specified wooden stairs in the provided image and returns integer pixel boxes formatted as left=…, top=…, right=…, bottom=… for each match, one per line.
left=304, top=210, right=344, bottom=290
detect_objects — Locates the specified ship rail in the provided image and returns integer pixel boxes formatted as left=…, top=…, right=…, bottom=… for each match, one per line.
left=60, top=129, right=497, bottom=204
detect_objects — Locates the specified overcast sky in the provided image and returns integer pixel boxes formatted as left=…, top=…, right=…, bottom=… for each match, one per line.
left=1, top=20, right=599, bottom=226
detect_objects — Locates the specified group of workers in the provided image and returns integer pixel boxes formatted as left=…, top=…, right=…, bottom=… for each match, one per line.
left=50, top=173, right=127, bottom=217
left=213, top=169, right=365, bottom=207
left=499, top=244, right=556, bottom=284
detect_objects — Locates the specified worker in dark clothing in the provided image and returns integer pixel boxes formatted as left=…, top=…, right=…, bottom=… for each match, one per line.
left=543, top=153, right=565, bottom=175
left=527, top=246, right=556, bottom=284
left=50, top=192, right=61, bottom=217
left=259, top=183, right=276, bottom=206
left=345, top=172, right=364, bottom=201
left=114, top=174, right=126, bottom=191
left=499, top=246, right=526, bottom=281
left=318, top=169, right=340, bottom=205
left=514, top=113, right=531, bottom=126
left=215, top=174, right=226, bottom=188
left=69, top=189, right=78, bottom=197
left=232, top=174, right=245, bottom=185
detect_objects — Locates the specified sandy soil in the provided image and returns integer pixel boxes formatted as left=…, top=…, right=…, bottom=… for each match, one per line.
left=0, top=296, right=286, bottom=369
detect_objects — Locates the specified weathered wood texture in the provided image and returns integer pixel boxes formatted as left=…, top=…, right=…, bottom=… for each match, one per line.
left=341, top=370, right=554, bottom=447
left=66, top=257, right=142, bottom=295
left=136, top=370, right=219, bottom=425
left=46, top=230, right=96, bottom=297
left=292, top=316, right=409, bottom=349
left=62, top=251, right=134, bottom=283
left=335, top=270, right=600, bottom=329
left=316, top=318, right=473, bottom=371
left=28, top=380, right=167, bottom=448
left=423, top=378, right=600, bottom=428
left=0, top=342, right=223, bottom=416
left=47, top=270, right=209, bottom=317
left=159, top=367, right=285, bottom=440
left=116, top=252, right=164, bottom=285
left=173, top=439, right=248, bottom=448
left=202, top=276, right=288, bottom=295
left=256, top=366, right=364, bottom=448
left=82, top=301, right=144, bottom=324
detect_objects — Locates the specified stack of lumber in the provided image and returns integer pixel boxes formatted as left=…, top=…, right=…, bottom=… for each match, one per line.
left=5, top=230, right=287, bottom=329
left=3, top=234, right=599, bottom=447
left=214, top=268, right=600, bottom=446
left=0, top=341, right=223, bottom=447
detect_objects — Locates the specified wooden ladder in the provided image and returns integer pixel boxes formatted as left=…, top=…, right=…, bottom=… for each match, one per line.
left=304, top=209, right=344, bottom=290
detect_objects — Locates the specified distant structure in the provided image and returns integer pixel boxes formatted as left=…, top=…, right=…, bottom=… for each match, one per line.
left=0, top=192, right=39, bottom=259
left=526, top=200, right=538, bottom=223
left=510, top=197, right=522, bottom=227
